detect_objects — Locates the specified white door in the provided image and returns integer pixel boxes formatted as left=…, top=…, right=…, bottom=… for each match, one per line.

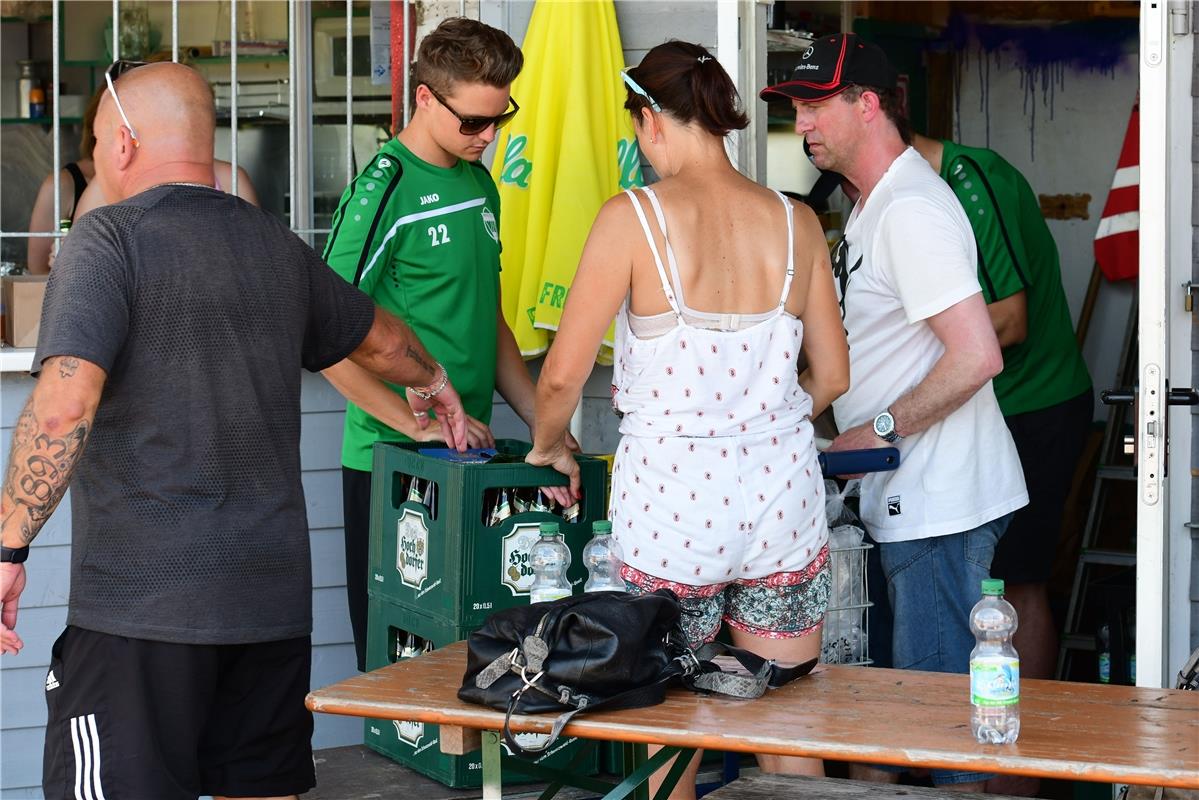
left=1135, top=0, right=1194, bottom=690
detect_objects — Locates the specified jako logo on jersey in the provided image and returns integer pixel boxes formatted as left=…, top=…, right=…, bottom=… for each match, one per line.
left=419, top=193, right=440, bottom=206
left=617, top=139, right=644, bottom=190
left=481, top=208, right=498, bottom=242
left=500, top=135, right=532, bottom=188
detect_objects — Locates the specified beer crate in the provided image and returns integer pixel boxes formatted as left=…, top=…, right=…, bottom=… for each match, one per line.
left=367, top=439, right=607, bottom=627
left=363, top=596, right=598, bottom=788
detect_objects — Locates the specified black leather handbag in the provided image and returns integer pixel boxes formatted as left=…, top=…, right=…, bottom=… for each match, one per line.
left=458, top=590, right=817, bottom=755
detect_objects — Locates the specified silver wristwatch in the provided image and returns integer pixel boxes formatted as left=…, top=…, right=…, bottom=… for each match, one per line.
left=872, top=410, right=901, bottom=443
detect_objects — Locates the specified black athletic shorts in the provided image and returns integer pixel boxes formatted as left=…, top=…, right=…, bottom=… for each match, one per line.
left=42, top=626, right=315, bottom=800
left=990, top=388, right=1093, bottom=585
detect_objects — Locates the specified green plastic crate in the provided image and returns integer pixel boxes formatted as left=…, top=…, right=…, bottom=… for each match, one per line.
left=363, top=596, right=598, bottom=788
left=367, top=439, right=607, bottom=627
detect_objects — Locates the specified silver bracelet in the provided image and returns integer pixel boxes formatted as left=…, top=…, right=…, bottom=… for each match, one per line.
left=410, top=364, right=449, bottom=400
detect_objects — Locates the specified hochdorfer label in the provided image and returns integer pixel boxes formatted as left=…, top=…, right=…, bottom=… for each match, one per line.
left=396, top=508, right=429, bottom=590
left=393, top=719, right=424, bottom=748
left=500, top=522, right=541, bottom=595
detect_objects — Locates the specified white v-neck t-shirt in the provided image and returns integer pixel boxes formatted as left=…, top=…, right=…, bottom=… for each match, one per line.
left=832, top=148, right=1027, bottom=542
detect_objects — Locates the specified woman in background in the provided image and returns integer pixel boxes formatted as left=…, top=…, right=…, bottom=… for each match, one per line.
left=27, top=85, right=258, bottom=273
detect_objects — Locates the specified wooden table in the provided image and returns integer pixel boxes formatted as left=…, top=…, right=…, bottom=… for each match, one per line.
left=307, top=641, right=1199, bottom=798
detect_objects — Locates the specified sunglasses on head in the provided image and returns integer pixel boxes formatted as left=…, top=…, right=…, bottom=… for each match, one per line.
left=105, top=59, right=148, bottom=145
left=424, top=84, right=519, bottom=136
left=621, top=69, right=661, bottom=112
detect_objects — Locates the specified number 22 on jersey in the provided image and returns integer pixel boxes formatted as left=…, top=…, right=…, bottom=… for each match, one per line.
left=428, top=223, right=452, bottom=247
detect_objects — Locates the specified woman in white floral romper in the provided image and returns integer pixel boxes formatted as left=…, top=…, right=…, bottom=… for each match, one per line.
left=528, top=42, right=849, bottom=797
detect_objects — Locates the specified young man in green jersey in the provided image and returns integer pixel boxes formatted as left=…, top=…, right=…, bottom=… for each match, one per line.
left=322, top=18, right=556, bottom=671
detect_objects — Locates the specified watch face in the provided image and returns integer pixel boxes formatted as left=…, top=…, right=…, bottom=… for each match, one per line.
left=873, top=412, right=894, bottom=437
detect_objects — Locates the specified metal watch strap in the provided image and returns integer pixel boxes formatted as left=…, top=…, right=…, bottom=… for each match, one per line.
left=0, top=545, right=30, bottom=563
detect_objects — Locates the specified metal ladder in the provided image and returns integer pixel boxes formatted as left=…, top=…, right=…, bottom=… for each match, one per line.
left=1056, top=299, right=1139, bottom=681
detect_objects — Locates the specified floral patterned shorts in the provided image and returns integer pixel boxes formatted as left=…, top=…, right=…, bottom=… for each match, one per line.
left=621, top=544, right=831, bottom=648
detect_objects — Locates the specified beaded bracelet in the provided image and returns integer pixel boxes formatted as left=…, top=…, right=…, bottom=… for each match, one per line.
left=410, top=364, right=449, bottom=400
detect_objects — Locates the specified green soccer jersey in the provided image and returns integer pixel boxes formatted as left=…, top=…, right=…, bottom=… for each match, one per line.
left=940, top=140, right=1092, bottom=417
left=323, top=138, right=502, bottom=471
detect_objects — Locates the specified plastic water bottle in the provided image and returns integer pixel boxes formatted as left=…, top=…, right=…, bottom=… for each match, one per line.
left=582, top=520, right=624, bottom=591
left=969, top=579, right=1020, bottom=744
left=529, top=522, right=571, bottom=603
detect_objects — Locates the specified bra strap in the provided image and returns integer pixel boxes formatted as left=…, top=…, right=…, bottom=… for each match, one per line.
left=642, top=188, right=689, bottom=312
left=775, top=190, right=797, bottom=308
left=624, top=189, right=683, bottom=321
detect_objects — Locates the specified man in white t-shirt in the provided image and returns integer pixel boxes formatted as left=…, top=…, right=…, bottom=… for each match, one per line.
left=762, top=34, right=1027, bottom=792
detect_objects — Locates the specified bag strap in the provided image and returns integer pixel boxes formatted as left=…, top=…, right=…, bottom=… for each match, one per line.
left=499, top=643, right=816, bottom=757
left=687, top=641, right=817, bottom=698
left=502, top=659, right=686, bottom=756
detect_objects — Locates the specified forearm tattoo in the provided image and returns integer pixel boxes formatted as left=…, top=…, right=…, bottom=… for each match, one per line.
left=57, top=356, right=79, bottom=379
left=1, top=379, right=91, bottom=546
left=405, top=345, right=437, bottom=383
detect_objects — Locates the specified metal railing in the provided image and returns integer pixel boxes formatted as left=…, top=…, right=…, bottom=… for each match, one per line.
left=0, top=0, right=441, bottom=258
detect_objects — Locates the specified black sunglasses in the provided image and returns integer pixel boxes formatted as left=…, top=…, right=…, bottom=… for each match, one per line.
left=107, top=59, right=149, bottom=81
left=425, top=85, right=519, bottom=136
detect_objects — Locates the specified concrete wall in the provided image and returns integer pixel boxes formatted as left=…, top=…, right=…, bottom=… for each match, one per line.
left=951, top=37, right=1140, bottom=419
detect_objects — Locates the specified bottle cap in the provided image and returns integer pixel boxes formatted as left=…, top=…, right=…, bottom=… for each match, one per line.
left=539, top=521, right=560, bottom=536
left=593, top=520, right=612, bottom=534
left=981, top=578, right=1004, bottom=596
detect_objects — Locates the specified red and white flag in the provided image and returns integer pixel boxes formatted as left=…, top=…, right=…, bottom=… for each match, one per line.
left=1094, top=100, right=1139, bottom=281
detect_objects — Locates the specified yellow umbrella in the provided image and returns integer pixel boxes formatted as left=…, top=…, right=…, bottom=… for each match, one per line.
left=492, top=0, right=643, bottom=365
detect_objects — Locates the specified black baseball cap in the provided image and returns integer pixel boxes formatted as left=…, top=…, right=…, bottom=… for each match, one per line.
left=760, top=33, right=897, bottom=103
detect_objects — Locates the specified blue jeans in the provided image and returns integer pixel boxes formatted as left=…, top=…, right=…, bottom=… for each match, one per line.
left=874, top=513, right=1011, bottom=785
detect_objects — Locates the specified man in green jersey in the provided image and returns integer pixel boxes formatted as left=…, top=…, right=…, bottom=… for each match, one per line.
left=913, top=134, right=1092, bottom=692
left=322, top=18, right=549, bottom=671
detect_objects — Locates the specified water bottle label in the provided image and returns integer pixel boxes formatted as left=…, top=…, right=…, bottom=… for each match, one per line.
left=501, top=522, right=541, bottom=595
left=530, top=588, right=571, bottom=604
left=1098, top=652, right=1111, bottom=683
left=970, top=655, right=1019, bottom=706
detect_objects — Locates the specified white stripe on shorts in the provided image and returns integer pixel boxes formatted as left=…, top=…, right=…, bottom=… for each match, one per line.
left=69, top=714, right=105, bottom=800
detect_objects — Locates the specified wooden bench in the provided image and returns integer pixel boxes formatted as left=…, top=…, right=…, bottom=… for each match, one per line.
left=307, top=640, right=1199, bottom=799
left=704, top=775, right=1026, bottom=799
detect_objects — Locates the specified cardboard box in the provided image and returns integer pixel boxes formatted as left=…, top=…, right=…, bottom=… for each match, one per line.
left=2, top=275, right=48, bottom=348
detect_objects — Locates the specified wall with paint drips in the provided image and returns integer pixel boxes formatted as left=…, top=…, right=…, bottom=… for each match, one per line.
left=948, top=17, right=1139, bottom=417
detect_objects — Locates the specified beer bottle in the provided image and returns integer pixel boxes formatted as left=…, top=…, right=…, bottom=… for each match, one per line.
left=489, top=488, right=513, bottom=527
left=400, top=632, right=421, bottom=659
left=421, top=480, right=438, bottom=521
left=530, top=488, right=551, bottom=514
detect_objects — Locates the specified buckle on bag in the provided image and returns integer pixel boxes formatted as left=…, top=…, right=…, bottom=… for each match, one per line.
left=675, top=650, right=702, bottom=677
left=517, top=663, right=545, bottom=691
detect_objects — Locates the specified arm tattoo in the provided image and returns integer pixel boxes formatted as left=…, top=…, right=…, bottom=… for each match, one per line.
left=1, top=396, right=91, bottom=547
left=57, top=357, right=80, bottom=379
left=405, top=345, right=437, bottom=382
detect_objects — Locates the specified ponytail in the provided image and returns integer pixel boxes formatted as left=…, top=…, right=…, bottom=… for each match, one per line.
left=625, top=42, right=749, bottom=137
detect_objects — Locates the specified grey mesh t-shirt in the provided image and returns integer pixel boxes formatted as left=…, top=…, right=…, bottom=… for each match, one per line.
left=34, top=185, right=375, bottom=645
